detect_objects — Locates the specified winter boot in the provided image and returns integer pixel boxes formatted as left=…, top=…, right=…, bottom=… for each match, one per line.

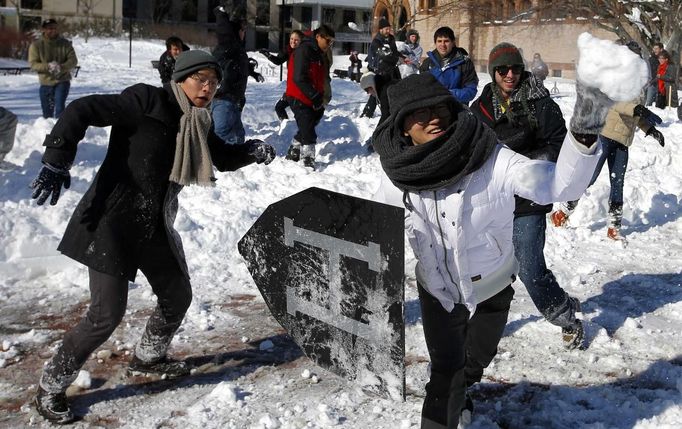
left=562, top=319, right=585, bottom=350
left=127, top=355, right=190, bottom=378
left=458, top=392, right=474, bottom=428
left=285, top=142, right=301, bottom=162
left=34, top=386, right=75, bottom=424
left=607, top=202, right=623, bottom=240
left=301, top=144, right=316, bottom=170
left=550, top=200, right=578, bottom=227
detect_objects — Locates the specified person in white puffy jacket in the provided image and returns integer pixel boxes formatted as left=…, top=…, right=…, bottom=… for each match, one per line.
left=372, top=72, right=607, bottom=429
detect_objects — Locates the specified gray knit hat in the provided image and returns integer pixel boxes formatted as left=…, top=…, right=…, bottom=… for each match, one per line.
left=172, top=50, right=222, bottom=82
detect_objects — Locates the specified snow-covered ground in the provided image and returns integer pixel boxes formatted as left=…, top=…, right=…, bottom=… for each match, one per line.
left=0, top=36, right=681, bottom=428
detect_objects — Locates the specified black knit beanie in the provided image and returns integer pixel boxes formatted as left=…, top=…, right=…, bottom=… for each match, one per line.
left=387, top=73, right=458, bottom=131
left=172, top=50, right=223, bottom=82
left=488, top=42, right=524, bottom=79
left=377, top=17, right=390, bottom=30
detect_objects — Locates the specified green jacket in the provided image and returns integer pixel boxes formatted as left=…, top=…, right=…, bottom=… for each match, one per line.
left=28, top=36, right=78, bottom=86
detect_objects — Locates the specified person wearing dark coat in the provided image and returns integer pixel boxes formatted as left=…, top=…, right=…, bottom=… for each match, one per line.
left=158, top=36, right=190, bottom=84
left=361, top=17, right=402, bottom=120
left=470, top=42, right=584, bottom=350
left=645, top=42, right=663, bottom=106
left=30, top=50, right=275, bottom=425
left=259, top=30, right=304, bottom=121
left=419, top=26, right=478, bottom=105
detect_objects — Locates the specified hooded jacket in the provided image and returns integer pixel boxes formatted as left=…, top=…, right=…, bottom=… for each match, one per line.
left=470, top=72, right=567, bottom=216
left=600, top=100, right=651, bottom=147
left=285, top=37, right=326, bottom=107
left=212, top=14, right=249, bottom=107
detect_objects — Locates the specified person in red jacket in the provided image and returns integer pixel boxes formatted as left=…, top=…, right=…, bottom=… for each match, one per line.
left=284, top=24, right=335, bottom=169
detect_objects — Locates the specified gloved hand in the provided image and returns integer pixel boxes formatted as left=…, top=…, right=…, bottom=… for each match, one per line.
left=251, top=72, right=265, bottom=83
left=48, top=61, right=61, bottom=75
left=569, top=80, right=615, bottom=146
left=247, top=139, right=276, bottom=165
left=31, top=163, right=71, bottom=206
left=645, top=127, right=665, bottom=147
left=633, top=104, right=662, bottom=126
left=310, top=93, right=324, bottom=111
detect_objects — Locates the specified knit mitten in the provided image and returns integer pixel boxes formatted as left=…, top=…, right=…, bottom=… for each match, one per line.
left=569, top=80, right=613, bottom=138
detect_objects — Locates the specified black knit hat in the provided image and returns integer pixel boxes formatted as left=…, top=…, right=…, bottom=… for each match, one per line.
left=172, top=50, right=222, bottom=82
left=42, top=19, right=58, bottom=28
left=488, top=42, right=524, bottom=78
left=377, top=17, right=390, bottom=30
left=387, top=73, right=459, bottom=130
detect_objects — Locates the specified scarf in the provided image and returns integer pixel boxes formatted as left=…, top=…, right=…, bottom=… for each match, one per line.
left=373, top=103, right=499, bottom=192
left=658, top=62, right=668, bottom=95
left=169, top=81, right=215, bottom=187
left=491, top=72, right=549, bottom=130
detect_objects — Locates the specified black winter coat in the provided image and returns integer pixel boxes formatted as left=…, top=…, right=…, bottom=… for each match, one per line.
left=212, top=12, right=249, bottom=107
left=157, top=51, right=175, bottom=83
left=42, top=83, right=257, bottom=281
left=470, top=73, right=567, bottom=216
left=367, top=34, right=401, bottom=79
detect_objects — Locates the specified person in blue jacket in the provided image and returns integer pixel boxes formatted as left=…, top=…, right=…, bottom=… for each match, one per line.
left=419, top=26, right=478, bottom=105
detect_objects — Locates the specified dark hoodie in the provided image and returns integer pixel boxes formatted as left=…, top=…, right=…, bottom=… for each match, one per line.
left=212, top=10, right=249, bottom=107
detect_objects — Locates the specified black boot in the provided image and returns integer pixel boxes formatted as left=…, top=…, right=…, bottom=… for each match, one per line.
left=34, top=386, right=75, bottom=424
left=302, top=156, right=316, bottom=170
left=128, top=355, right=190, bottom=378
left=285, top=144, right=300, bottom=162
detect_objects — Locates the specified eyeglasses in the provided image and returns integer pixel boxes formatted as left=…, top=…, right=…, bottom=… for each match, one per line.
left=189, top=73, right=221, bottom=90
left=495, top=65, right=524, bottom=76
left=406, top=103, right=450, bottom=125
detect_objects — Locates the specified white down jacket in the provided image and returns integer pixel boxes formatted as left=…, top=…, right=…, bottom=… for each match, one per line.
left=374, top=133, right=601, bottom=315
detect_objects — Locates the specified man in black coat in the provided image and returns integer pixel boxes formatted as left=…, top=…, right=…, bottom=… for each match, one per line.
left=157, top=36, right=189, bottom=84
left=470, top=42, right=584, bottom=350
left=645, top=42, right=663, bottom=106
left=30, top=50, right=275, bottom=424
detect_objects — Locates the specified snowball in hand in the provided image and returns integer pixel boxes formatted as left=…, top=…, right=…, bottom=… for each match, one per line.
left=575, top=32, right=649, bottom=101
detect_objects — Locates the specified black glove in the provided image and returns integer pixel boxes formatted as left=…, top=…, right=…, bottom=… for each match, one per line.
left=251, top=72, right=265, bottom=83
left=634, top=104, right=662, bottom=126
left=645, top=127, right=665, bottom=147
left=31, top=163, right=71, bottom=206
left=258, top=48, right=270, bottom=57
left=247, top=139, right=276, bottom=165
left=248, top=57, right=258, bottom=72
left=310, top=93, right=324, bottom=111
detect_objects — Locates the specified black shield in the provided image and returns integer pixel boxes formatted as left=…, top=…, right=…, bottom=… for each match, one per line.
left=238, top=187, right=405, bottom=399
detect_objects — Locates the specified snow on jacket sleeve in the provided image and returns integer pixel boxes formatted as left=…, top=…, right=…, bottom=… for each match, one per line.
left=503, top=132, right=601, bottom=206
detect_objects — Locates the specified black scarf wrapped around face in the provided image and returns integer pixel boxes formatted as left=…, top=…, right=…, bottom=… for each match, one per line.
left=373, top=101, right=499, bottom=192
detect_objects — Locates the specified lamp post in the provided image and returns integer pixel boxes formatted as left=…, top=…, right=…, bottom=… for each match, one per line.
left=279, top=0, right=285, bottom=81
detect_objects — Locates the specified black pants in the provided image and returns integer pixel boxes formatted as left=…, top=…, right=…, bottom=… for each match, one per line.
left=419, top=284, right=514, bottom=429
left=290, top=98, right=324, bottom=146
left=275, top=95, right=289, bottom=121
left=362, top=74, right=399, bottom=124
left=39, top=234, right=192, bottom=393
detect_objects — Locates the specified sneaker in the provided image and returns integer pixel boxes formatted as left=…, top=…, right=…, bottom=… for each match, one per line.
left=34, top=386, right=75, bottom=424
left=562, top=320, right=585, bottom=350
left=127, top=355, right=190, bottom=378
left=550, top=210, right=569, bottom=227
left=285, top=144, right=300, bottom=162
left=302, top=156, right=315, bottom=169
left=459, top=392, right=474, bottom=428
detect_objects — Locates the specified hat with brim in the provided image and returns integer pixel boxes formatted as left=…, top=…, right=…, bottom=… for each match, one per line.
left=172, top=50, right=223, bottom=82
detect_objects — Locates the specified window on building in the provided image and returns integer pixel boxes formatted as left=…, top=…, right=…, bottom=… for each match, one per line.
left=301, top=7, right=313, bottom=28
left=323, top=8, right=336, bottom=27
left=206, top=0, right=220, bottom=23
left=343, top=9, right=355, bottom=26
left=282, top=6, right=292, bottom=28
left=22, top=0, right=42, bottom=9
left=552, top=69, right=562, bottom=78
left=256, top=0, right=270, bottom=26
left=123, top=0, right=137, bottom=18
left=256, top=30, right=269, bottom=49
left=181, top=1, right=197, bottom=22
left=427, top=0, right=437, bottom=9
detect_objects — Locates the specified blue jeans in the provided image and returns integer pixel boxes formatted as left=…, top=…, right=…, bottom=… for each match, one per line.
left=211, top=98, right=245, bottom=145
left=645, top=84, right=657, bottom=106
left=513, top=214, right=575, bottom=328
left=39, top=81, right=71, bottom=118
left=589, top=136, right=628, bottom=206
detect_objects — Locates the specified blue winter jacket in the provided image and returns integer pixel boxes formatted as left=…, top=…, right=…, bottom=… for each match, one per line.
left=420, top=48, right=479, bottom=104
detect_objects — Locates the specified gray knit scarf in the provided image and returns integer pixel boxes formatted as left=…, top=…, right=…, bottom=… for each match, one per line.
left=373, top=102, right=499, bottom=192
left=491, top=72, right=549, bottom=130
left=169, top=81, right=215, bottom=186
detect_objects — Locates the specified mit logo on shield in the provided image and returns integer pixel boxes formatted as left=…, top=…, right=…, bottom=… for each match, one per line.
left=238, top=187, right=405, bottom=399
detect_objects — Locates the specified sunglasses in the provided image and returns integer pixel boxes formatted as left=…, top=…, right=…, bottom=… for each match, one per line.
left=495, top=65, right=524, bottom=76
left=406, top=103, right=450, bottom=125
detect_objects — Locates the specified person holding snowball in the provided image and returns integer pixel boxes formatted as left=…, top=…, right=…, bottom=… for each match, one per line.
left=373, top=33, right=647, bottom=428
